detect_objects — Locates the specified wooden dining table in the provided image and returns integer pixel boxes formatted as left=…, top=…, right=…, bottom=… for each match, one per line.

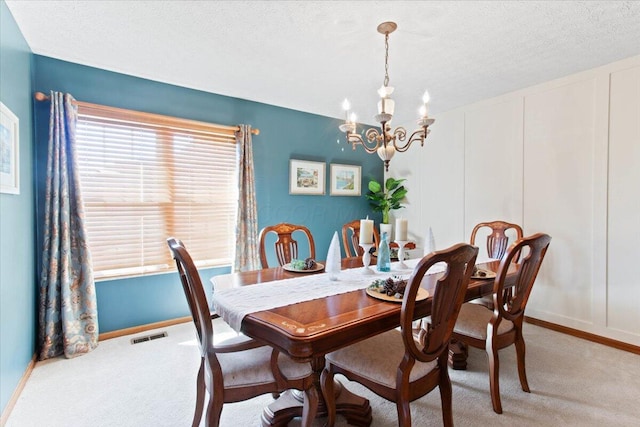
left=212, top=257, right=514, bottom=427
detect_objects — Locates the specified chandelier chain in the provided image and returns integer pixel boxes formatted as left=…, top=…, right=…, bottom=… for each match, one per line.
left=383, top=33, right=390, bottom=87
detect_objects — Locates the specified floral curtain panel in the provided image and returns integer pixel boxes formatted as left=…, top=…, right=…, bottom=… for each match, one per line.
left=39, top=91, right=98, bottom=360
left=233, top=125, right=260, bottom=272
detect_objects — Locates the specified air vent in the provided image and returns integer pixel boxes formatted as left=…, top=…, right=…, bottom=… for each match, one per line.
left=130, top=331, right=168, bottom=345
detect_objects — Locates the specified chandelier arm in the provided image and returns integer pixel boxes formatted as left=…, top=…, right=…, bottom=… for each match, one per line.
left=391, top=127, right=407, bottom=144
left=388, top=126, right=428, bottom=152
left=363, top=128, right=384, bottom=152
left=347, top=131, right=380, bottom=154
left=391, top=127, right=411, bottom=152
left=400, top=128, right=428, bottom=152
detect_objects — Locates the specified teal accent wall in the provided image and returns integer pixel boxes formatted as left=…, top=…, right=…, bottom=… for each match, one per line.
left=0, top=0, right=35, bottom=414
left=32, top=56, right=383, bottom=334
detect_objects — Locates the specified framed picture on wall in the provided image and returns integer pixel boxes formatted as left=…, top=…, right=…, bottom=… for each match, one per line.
left=0, top=102, right=20, bottom=195
left=289, top=159, right=325, bottom=195
left=330, top=163, right=361, bottom=196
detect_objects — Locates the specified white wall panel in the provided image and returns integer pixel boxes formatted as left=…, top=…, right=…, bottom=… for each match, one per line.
left=388, top=110, right=465, bottom=253
left=387, top=126, right=426, bottom=247
left=390, top=55, right=640, bottom=345
left=464, top=99, right=524, bottom=258
left=607, top=66, right=640, bottom=336
left=523, top=79, right=597, bottom=324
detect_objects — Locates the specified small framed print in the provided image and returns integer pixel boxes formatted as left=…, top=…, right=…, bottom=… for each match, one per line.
left=0, top=102, right=20, bottom=195
left=330, top=163, right=361, bottom=196
left=289, top=159, right=325, bottom=195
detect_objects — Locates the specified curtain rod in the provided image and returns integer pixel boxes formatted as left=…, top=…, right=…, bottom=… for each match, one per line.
left=34, top=92, right=260, bottom=135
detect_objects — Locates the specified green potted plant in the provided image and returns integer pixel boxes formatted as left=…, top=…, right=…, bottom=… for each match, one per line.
left=366, top=177, right=407, bottom=225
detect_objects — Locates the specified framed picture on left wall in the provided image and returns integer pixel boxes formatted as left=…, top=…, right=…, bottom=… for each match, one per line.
left=289, top=159, right=325, bottom=195
left=0, top=102, right=20, bottom=195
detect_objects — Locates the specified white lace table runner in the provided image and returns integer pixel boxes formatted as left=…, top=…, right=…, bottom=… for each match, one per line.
left=213, top=256, right=495, bottom=332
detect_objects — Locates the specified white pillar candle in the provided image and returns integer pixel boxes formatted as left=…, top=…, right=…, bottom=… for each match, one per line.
left=396, top=218, right=408, bottom=241
left=359, top=218, right=374, bottom=244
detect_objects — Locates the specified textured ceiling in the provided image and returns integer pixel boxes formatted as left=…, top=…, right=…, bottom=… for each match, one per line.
left=6, top=1, right=640, bottom=125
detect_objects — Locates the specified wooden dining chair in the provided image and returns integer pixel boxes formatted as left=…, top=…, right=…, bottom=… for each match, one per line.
left=341, top=219, right=380, bottom=257
left=258, top=223, right=316, bottom=268
left=468, top=220, right=524, bottom=309
left=470, top=220, right=524, bottom=262
left=166, top=238, right=316, bottom=427
left=452, top=233, right=551, bottom=414
left=321, top=243, right=479, bottom=427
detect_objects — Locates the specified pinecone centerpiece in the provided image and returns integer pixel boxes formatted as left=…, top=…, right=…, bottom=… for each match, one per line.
left=304, top=257, right=317, bottom=270
left=371, top=276, right=408, bottom=299
left=290, top=257, right=317, bottom=270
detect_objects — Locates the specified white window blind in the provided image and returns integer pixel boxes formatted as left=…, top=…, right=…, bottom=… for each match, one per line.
left=75, top=103, right=238, bottom=279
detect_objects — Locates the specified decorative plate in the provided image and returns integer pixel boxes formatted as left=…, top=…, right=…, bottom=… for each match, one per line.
left=365, top=284, right=429, bottom=303
left=471, top=269, right=497, bottom=279
left=282, top=263, right=325, bottom=273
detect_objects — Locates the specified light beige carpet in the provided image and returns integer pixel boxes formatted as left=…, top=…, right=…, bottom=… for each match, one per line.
left=5, top=318, right=640, bottom=426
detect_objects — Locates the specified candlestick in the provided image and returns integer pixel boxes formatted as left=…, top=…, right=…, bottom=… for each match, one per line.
left=359, top=243, right=374, bottom=275
left=359, top=218, right=374, bottom=245
left=394, top=240, right=410, bottom=270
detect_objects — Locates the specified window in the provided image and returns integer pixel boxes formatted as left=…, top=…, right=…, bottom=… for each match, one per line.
left=75, top=103, right=238, bottom=279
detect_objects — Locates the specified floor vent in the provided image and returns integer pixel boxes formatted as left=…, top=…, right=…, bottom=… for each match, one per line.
left=130, top=331, right=168, bottom=345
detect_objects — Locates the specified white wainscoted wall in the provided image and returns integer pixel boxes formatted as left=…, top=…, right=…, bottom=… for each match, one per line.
left=388, top=55, right=640, bottom=346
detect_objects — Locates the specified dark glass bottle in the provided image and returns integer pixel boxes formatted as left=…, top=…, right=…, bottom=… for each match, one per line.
left=377, top=232, right=391, bottom=272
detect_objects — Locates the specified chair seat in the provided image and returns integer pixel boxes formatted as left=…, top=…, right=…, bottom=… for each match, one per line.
left=218, top=335, right=313, bottom=388
left=468, top=295, right=494, bottom=309
left=326, top=329, right=437, bottom=389
left=453, top=303, right=514, bottom=340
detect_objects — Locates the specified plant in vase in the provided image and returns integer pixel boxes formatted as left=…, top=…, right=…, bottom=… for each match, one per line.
left=366, top=177, right=407, bottom=242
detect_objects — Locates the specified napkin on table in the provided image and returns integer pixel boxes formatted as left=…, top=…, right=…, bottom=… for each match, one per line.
left=325, top=231, right=341, bottom=280
left=424, top=226, right=436, bottom=256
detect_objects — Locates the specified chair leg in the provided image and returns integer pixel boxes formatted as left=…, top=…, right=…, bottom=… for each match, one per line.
left=192, top=359, right=205, bottom=427
left=204, top=392, right=224, bottom=427
left=320, top=368, right=336, bottom=427
left=396, top=397, right=412, bottom=427
left=438, top=357, right=454, bottom=427
left=486, top=337, right=503, bottom=414
left=514, top=332, right=530, bottom=392
left=395, top=365, right=413, bottom=427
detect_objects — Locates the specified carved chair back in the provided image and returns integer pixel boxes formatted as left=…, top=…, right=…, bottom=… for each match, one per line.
left=404, top=243, right=479, bottom=362
left=470, top=220, right=523, bottom=262
left=258, top=223, right=316, bottom=268
left=167, top=238, right=217, bottom=359
left=341, top=219, right=380, bottom=257
left=492, top=233, right=552, bottom=321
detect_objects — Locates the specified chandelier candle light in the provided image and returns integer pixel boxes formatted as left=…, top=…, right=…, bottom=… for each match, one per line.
left=339, top=21, right=435, bottom=171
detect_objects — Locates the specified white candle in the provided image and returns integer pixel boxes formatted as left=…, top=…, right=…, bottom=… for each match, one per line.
left=396, top=218, right=408, bottom=241
left=421, top=90, right=430, bottom=117
left=359, top=218, right=374, bottom=244
left=342, top=98, right=350, bottom=122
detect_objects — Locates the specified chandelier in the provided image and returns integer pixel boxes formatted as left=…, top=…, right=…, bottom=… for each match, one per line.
left=339, top=21, right=435, bottom=171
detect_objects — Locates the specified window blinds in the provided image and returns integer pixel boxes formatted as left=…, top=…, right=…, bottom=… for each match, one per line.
left=75, top=103, right=238, bottom=279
